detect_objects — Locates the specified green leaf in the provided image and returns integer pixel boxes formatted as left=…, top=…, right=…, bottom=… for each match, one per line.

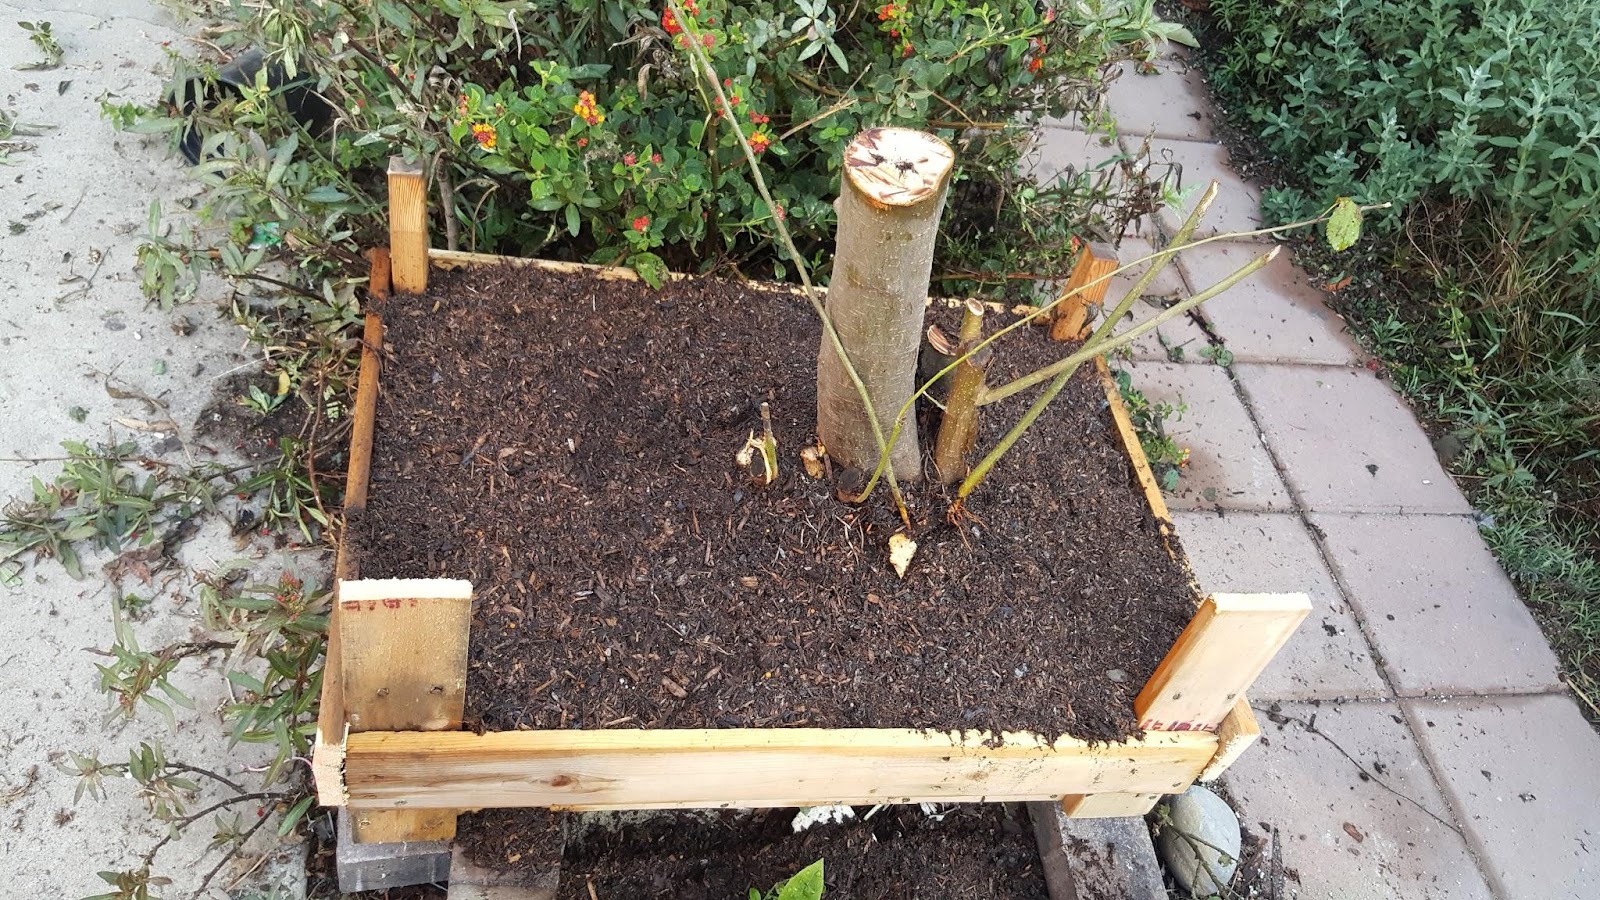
left=1326, top=197, right=1362, bottom=251
left=278, top=795, right=316, bottom=836
left=629, top=252, right=668, bottom=290
left=776, top=859, right=824, bottom=900
left=565, top=203, right=581, bottom=236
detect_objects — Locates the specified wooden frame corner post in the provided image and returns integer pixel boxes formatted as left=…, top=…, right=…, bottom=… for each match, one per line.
left=1049, top=242, right=1118, bottom=342
left=339, top=577, right=473, bottom=843
left=388, top=156, right=429, bottom=294
left=1064, top=593, right=1308, bottom=818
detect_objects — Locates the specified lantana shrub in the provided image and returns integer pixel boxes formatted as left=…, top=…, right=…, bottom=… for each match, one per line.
left=223, top=0, right=1190, bottom=289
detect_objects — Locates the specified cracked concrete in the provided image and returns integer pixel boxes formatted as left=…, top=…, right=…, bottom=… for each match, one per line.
left=2, top=2, right=311, bottom=896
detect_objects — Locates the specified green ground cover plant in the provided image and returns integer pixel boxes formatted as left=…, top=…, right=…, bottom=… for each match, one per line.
left=1189, top=0, right=1600, bottom=713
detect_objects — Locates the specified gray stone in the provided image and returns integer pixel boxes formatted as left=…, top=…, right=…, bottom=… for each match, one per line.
left=336, top=809, right=451, bottom=893
left=1029, top=801, right=1166, bottom=900
left=1156, top=786, right=1241, bottom=896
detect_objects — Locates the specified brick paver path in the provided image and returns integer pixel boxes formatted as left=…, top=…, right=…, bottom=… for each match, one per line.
left=1032, top=54, right=1600, bottom=899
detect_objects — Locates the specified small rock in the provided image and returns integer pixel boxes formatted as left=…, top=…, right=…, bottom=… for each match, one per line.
left=1106, top=668, right=1129, bottom=682
left=1156, top=785, right=1241, bottom=896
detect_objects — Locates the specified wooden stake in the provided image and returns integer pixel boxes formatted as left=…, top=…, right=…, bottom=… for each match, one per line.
left=1049, top=243, right=1119, bottom=342
left=339, top=577, right=473, bottom=842
left=1136, top=594, right=1310, bottom=733
left=816, top=127, right=955, bottom=482
left=388, top=156, right=428, bottom=294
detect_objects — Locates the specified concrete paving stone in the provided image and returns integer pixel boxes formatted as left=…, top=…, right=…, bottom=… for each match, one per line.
left=1116, top=360, right=1292, bottom=511
left=1223, top=700, right=1495, bottom=900
left=1172, top=511, right=1388, bottom=700
left=1312, top=513, right=1563, bottom=696
left=1407, top=694, right=1600, bottom=900
left=1104, top=59, right=1215, bottom=142
left=1178, top=241, right=1365, bottom=365
left=1135, top=138, right=1265, bottom=239
left=1021, top=126, right=1128, bottom=188
left=1232, top=364, right=1473, bottom=514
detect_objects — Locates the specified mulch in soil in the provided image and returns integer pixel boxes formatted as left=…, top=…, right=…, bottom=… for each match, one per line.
left=351, top=263, right=1195, bottom=742
left=557, top=805, right=1049, bottom=900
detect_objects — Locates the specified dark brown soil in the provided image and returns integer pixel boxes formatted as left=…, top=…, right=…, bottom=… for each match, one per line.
left=351, top=263, right=1195, bottom=742
left=557, top=805, right=1048, bottom=900
left=458, top=807, right=564, bottom=874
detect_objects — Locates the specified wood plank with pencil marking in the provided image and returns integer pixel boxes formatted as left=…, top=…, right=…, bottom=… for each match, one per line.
left=1136, top=593, right=1309, bottom=733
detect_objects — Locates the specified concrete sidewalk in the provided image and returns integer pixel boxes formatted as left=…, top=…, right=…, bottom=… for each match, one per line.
left=1030, top=52, right=1600, bottom=900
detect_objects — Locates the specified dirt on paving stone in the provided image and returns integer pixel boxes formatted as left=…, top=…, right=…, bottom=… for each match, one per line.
left=350, top=263, right=1195, bottom=743
left=558, top=805, right=1049, bottom=900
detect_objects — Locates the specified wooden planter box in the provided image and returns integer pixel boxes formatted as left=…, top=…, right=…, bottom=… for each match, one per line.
left=312, top=160, right=1308, bottom=844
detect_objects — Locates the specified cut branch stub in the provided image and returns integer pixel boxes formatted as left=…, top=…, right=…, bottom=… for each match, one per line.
left=817, top=128, right=956, bottom=483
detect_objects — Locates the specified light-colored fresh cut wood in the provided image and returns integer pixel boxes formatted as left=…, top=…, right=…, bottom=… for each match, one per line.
left=1049, top=243, right=1119, bottom=342
left=1136, top=593, right=1310, bottom=733
left=1096, top=358, right=1173, bottom=527
left=1060, top=791, right=1162, bottom=818
left=816, top=127, right=955, bottom=481
left=388, top=156, right=429, bottom=294
left=1200, top=697, right=1262, bottom=782
left=341, top=727, right=1217, bottom=811
left=339, top=577, right=473, bottom=841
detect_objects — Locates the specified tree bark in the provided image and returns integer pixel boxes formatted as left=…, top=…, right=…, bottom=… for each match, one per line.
left=817, top=128, right=955, bottom=483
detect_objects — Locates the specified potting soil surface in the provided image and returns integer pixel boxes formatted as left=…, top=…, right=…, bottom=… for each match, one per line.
left=555, top=805, right=1049, bottom=900
left=352, top=263, right=1195, bottom=742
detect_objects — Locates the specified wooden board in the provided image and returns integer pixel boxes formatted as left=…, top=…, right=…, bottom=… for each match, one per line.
left=341, top=728, right=1217, bottom=811
left=1096, top=356, right=1173, bottom=527
left=1200, top=697, right=1261, bottom=782
left=1060, top=791, right=1161, bottom=818
left=1136, top=594, right=1309, bottom=733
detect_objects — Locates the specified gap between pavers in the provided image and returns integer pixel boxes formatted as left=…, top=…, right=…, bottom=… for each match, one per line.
left=1115, top=360, right=1293, bottom=511
left=1172, top=510, right=1388, bottom=700
left=1404, top=694, right=1600, bottom=900
left=1176, top=240, right=1365, bottom=365
left=1231, top=363, right=1473, bottom=515
left=1312, top=512, right=1564, bottom=697
left=1220, top=699, right=1495, bottom=900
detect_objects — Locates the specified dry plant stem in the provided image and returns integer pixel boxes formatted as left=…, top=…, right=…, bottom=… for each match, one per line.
left=956, top=246, right=1280, bottom=500
left=932, top=300, right=988, bottom=484
left=667, top=0, right=908, bottom=519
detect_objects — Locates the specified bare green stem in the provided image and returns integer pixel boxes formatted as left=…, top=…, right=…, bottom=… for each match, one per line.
left=956, top=246, right=1280, bottom=499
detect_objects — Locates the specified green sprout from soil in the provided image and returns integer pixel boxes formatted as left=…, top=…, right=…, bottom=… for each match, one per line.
left=751, top=859, right=825, bottom=900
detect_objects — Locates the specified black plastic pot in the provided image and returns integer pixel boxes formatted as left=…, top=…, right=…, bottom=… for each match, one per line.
left=169, top=49, right=334, bottom=164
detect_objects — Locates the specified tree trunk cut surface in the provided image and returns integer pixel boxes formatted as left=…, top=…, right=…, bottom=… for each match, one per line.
left=556, top=805, right=1048, bottom=900
left=351, top=264, right=1194, bottom=743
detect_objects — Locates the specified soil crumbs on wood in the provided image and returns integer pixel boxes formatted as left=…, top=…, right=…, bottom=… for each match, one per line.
left=353, top=263, right=1194, bottom=742
left=558, top=805, right=1048, bottom=900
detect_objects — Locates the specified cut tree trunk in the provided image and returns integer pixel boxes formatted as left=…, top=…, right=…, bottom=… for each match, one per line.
left=816, top=127, right=955, bottom=483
